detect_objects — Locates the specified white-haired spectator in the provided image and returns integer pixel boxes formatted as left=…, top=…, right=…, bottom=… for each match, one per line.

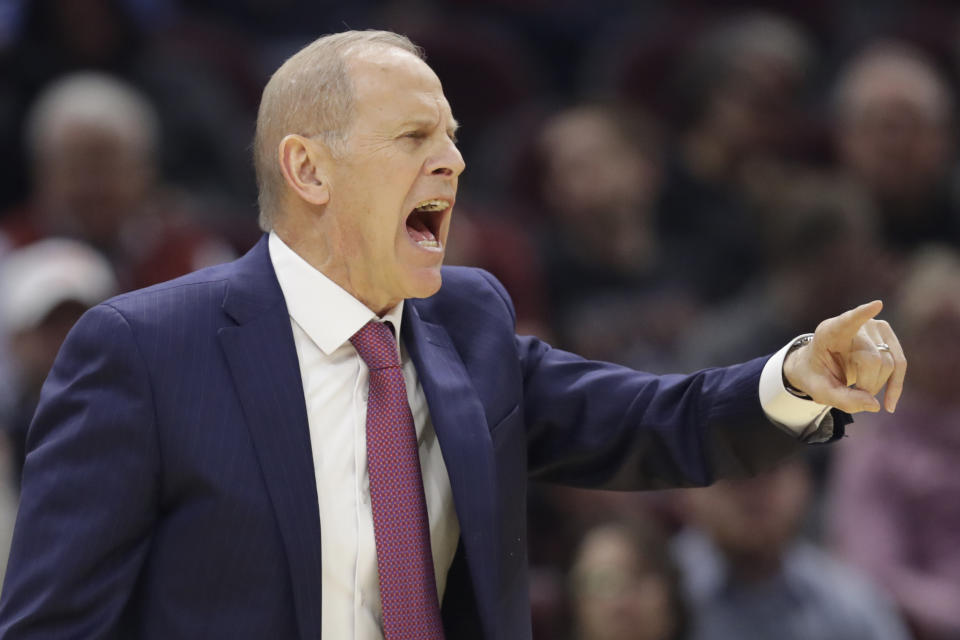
left=0, top=0, right=258, bottom=212
left=24, top=72, right=159, bottom=248
left=1, top=72, right=234, bottom=291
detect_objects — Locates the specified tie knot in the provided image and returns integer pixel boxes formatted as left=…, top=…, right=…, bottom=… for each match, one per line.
left=349, top=320, right=400, bottom=370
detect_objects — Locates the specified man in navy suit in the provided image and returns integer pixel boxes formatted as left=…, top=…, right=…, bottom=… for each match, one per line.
left=0, top=31, right=906, bottom=639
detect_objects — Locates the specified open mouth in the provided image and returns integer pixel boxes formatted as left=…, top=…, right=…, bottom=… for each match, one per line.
left=405, top=199, right=449, bottom=250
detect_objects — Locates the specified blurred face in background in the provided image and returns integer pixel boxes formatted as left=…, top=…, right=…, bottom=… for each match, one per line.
left=35, top=120, right=154, bottom=247
left=570, top=525, right=679, bottom=640
left=904, top=304, right=960, bottom=404
left=704, top=54, right=804, bottom=161
left=540, top=109, right=658, bottom=218
left=681, top=14, right=814, bottom=172
left=896, top=251, right=960, bottom=405
left=685, top=460, right=810, bottom=565
left=837, top=53, right=953, bottom=206
left=539, top=107, right=661, bottom=270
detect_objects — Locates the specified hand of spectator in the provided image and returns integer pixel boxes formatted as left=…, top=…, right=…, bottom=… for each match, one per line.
left=783, top=300, right=906, bottom=413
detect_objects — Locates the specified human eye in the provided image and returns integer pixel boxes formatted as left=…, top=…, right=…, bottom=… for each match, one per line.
left=401, top=130, right=428, bottom=142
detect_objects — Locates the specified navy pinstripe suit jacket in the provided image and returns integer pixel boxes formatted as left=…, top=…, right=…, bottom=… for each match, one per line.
left=0, top=235, right=840, bottom=639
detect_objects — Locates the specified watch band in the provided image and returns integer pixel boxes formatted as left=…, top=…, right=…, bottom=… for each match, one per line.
left=783, top=333, right=814, bottom=400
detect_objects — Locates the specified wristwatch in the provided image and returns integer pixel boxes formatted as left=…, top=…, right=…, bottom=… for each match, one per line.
left=783, top=333, right=814, bottom=400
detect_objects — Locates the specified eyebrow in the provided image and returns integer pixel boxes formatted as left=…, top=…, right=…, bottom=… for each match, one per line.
left=401, top=117, right=460, bottom=135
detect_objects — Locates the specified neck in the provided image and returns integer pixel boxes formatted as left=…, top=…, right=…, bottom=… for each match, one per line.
left=272, top=220, right=397, bottom=316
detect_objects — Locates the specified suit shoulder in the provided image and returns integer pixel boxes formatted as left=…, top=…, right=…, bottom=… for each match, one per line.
left=422, top=266, right=516, bottom=324
left=436, top=266, right=511, bottom=303
left=101, top=261, right=234, bottom=324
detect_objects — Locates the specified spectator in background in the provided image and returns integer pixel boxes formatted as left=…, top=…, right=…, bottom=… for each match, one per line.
left=674, top=458, right=911, bottom=640
left=658, top=13, right=814, bottom=304
left=569, top=519, right=689, bottom=640
left=828, top=246, right=960, bottom=640
left=832, top=41, right=960, bottom=253
left=533, top=103, right=696, bottom=369
left=537, top=104, right=664, bottom=305
left=0, top=238, right=116, bottom=586
left=0, top=238, right=118, bottom=484
left=678, top=175, right=896, bottom=370
left=0, top=72, right=234, bottom=290
left=0, top=0, right=256, bottom=212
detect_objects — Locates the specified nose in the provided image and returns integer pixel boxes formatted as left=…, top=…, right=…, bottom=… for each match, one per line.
left=426, top=137, right=466, bottom=178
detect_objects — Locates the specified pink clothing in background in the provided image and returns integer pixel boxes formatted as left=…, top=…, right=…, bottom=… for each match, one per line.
left=828, top=397, right=960, bottom=640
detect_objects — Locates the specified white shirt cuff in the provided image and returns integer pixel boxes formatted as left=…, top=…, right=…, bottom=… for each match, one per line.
left=759, top=336, right=832, bottom=436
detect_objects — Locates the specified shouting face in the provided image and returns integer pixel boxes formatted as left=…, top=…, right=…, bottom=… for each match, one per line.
left=304, top=46, right=465, bottom=314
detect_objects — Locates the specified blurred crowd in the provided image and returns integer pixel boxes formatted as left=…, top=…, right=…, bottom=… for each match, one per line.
left=0, top=1, right=959, bottom=639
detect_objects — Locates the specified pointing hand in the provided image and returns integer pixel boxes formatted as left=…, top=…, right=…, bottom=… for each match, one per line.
left=783, top=301, right=907, bottom=413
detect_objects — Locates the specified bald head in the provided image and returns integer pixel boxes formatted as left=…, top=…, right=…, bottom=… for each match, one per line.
left=833, top=41, right=953, bottom=126
left=254, top=30, right=423, bottom=230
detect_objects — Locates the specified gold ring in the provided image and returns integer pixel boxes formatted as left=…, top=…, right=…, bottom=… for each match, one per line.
left=876, top=342, right=891, bottom=353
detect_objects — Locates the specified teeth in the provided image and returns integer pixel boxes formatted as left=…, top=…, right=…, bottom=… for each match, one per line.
left=417, top=239, right=441, bottom=249
left=414, top=199, right=450, bottom=212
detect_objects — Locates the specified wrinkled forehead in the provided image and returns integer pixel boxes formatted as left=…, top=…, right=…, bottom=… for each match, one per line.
left=346, top=47, right=456, bottom=126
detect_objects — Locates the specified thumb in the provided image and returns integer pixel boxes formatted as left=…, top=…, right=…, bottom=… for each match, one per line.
left=810, top=379, right=881, bottom=414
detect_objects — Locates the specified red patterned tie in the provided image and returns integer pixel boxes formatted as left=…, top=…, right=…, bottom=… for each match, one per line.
left=350, top=320, right=445, bottom=639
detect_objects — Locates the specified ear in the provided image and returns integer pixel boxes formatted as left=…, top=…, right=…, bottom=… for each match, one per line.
left=277, top=134, right=330, bottom=206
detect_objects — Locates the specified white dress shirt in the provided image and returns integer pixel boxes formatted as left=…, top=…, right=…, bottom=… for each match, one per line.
left=268, top=231, right=828, bottom=639
left=760, top=338, right=833, bottom=438
left=269, top=233, right=459, bottom=639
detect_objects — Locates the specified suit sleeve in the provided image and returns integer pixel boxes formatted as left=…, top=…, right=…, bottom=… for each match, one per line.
left=476, top=271, right=806, bottom=490
left=0, top=304, right=159, bottom=639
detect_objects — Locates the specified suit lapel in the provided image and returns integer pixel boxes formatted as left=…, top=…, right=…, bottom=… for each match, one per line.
left=217, top=236, right=323, bottom=640
left=214, top=237, right=500, bottom=639
left=403, top=301, right=499, bottom=632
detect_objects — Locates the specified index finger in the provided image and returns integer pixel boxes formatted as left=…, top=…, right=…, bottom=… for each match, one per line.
left=821, top=300, right=884, bottom=343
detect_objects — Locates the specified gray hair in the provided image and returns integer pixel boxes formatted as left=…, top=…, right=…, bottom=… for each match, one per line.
left=253, top=30, right=423, bottom=230
left=26, top=72, right=159, bottom=163
left=676, top=13, right=814, bottom=126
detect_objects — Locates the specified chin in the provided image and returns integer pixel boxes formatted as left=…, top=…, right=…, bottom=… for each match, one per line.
left=404, top=265, right=444, bottom=300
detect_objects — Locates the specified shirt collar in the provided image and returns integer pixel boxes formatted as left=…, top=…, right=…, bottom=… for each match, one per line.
left=268, top=231, right=404, bottom=356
